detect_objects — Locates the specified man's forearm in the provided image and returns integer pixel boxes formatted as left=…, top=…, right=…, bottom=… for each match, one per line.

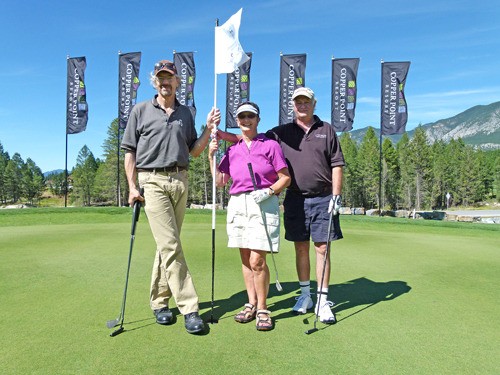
left=217, top=129, right=239, bottom=143
left=124, top=151, right=138, bottom=190
left=191, top=126, right=211, bottom=157
left=332, top=166, right=343, bottom=195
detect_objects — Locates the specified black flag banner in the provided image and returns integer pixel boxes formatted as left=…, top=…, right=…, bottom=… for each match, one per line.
left=118, top=52, right=141, bottom=129
left=225, top=52, right=252, bottom=129
left=331, top=58, right=360, bottom=132
left=66, top=57, right=88, bottom=134
left=381, top=61, right=411, bottom=135
left=279, top=53, right=306, bottom=125
left=174, top=52, right=196, bottom=118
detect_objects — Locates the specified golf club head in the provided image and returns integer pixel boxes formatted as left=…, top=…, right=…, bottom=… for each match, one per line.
left=106, top=319, right=119, bottom=329
left=275, top=280, right=283, bottom=292
left=205, top=317, right=219, bottom=324
left=305, top=327, right=318, bottom=335
left=110, top=326, right=124, bottom=337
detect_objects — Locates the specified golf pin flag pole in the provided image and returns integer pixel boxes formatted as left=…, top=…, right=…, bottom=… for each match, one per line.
left=208, top=9, right=249, bottom=324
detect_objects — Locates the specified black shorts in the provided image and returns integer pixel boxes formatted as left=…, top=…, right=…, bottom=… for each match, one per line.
left=283, top=192, right=343, bottom=243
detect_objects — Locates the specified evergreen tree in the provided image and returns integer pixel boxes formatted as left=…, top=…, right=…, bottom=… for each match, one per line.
left=382, top=138, right=399, bottom=209
left=46, top=171, right=66, bottom=197
left=0, top=143, right=10, bottom=204
left=339, top=132, right=360, bottom=207
left=408, top=126, right=431, bottom=209
left=4, top=153, right=24, bottom=203
left=494, top=150, right=500, bottom=200
left=477, top=148, right=494, bottom=200
left=188, top=145, right=210, bottom=205
left=397, top=133, right=414, bottom=209
left=458, top=145, right=482, bottom=206
left=98, top=119, right=127, bottom=205
left=357, top=127, right=379, bottom=209
left=72, top=145, right=99, bottom=206
left=447, top=139, right=467, bottom=205
left=21, top=158, right=45, bottom=205
left=430, top=140, right=449, bottom=208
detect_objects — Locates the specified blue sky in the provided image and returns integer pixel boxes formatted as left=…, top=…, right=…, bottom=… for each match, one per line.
left=1, top=0, right=499, bottom=172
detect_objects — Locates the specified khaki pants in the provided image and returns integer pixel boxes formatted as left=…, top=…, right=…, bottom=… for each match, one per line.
left=138, top=170, right=199, bottom=315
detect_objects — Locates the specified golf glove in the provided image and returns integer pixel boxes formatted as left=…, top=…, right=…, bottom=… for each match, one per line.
left=328, top=195, right=342, bottom=215
left=250, top=189, right=271, bottom=204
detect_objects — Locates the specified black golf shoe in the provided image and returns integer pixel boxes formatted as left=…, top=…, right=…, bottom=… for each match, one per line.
left=184, top=312, right=205, bottom=334
left=154, top=307, right=174, bottom=325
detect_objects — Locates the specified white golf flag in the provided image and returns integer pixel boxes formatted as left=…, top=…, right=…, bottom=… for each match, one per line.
left=214, top=8, right=249, bottom=74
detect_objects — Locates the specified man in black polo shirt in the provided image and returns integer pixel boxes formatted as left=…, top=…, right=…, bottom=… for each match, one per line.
left=266, top=87, right=344, bottom=324
left=121, top=59, right=220, bottom=334
left=216, top=87, right=344, bottom=324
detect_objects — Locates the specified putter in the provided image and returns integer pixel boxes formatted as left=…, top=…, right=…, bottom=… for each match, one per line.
left=305, top=207, right=335, bottom=335
left=107, top=189, right=143, bottom=337
left=247, top=163, right=283, bottom=292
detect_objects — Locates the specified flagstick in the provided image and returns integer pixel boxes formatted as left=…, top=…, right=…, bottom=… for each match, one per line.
left=208, top=18, right=219, bottom=325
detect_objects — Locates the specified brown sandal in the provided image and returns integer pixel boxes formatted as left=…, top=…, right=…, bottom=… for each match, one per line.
left=256, top=310, right=273, bottom=331
left=234, top=303, right=256, bottom=323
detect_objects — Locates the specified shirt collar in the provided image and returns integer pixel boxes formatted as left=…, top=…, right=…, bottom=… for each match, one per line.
left=236, top=133, right=266, bottom=145
left=151, top=95, right=180, bottom=109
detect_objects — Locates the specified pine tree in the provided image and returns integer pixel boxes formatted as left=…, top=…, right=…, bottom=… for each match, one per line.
left=397, top=133, right=414, bottom=209
left=339, top=132, right=360, bottom=207
left=72, top=145, right=99, bottom=206
left=96, top=119, right=127, bottom=205
left=357, top=127, right=380, bottom=209
left=0, top=143, right=10, bottom=204
left=4, top=153, right=24, bottom=203
left=408, top=126, right=431, bottom=209
left=21, top=158, right=45, bottom=205
left=382, top=138, right=399, bottom=209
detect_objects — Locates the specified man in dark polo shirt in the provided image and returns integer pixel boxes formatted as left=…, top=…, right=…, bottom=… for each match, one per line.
left=121, top=59, right=220, bottom=334
left=265, top=87, right=344, bottom=324
left=216, top=87, right=344, bottom=324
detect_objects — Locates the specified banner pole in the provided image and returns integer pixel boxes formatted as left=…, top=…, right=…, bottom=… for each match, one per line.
left=116, top=51, right=122, bottom=207
left=379, top=59, right=384, bottom=216
left=65, top=55, right=70, bottom=208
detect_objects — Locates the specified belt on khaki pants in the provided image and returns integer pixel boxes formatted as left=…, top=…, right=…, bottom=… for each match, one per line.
left=137, top=166, right=187, bottom=173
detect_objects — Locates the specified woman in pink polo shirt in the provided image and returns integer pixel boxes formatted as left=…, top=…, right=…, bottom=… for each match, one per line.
left=208, top=101, right=290, bottom=331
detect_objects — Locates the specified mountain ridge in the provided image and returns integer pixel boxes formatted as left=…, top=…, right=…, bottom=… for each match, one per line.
left=348, top=101, right=500, bottom=148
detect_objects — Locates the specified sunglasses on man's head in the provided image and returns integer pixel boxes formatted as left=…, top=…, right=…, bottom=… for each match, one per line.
left=154, top=62, right=176, bottom=72
left=237, top=113, right=257, bottom=120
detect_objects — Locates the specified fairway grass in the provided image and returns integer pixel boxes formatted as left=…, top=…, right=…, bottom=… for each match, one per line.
left=0, top=208, right=498, bottom=374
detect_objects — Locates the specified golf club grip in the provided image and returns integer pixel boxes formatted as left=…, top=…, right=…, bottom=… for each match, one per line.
left=131, top=188, right=144, bottom=235
left=247, top=163, right=258, bottom=191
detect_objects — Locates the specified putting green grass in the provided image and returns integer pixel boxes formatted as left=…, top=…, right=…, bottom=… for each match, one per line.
left=0, top=208, right=498, bottom=374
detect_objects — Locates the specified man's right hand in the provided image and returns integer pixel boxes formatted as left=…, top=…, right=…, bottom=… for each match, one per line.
left=128, top=187, right=144, bottom=207
left=206, top=107, right=221, bottom=133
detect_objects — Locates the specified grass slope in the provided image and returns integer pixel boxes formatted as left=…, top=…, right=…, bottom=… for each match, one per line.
left=0, top=209, right=498, bottom=374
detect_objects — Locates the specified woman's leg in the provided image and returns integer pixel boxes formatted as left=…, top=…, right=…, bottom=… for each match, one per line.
left=240, top=248, right=257, bottom=306
left=249, top=250, right=270, bottom=310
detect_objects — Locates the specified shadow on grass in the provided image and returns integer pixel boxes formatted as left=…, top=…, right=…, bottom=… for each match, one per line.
left=120, top=309, right=212, bottom=336
left=199, top=276, right=411, bottom=325
left=115, top=277, right=410, bottom=334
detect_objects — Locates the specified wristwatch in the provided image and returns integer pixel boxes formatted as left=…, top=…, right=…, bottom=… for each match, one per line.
left=268, top=187, right=275, bottom=196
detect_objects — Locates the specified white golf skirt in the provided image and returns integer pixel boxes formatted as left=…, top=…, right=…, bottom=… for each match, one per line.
left=226, top=192, right=280, bottom=253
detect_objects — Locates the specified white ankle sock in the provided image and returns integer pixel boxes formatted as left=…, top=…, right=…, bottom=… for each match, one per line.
left=317, top=288, right=328, bottom=305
